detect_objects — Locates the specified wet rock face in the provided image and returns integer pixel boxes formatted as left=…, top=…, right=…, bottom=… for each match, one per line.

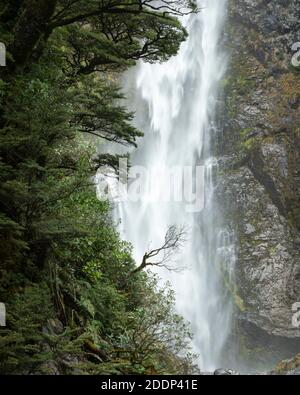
left=218, top=0, right=300, bottom=362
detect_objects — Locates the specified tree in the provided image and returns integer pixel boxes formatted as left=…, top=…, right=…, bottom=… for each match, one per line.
left=0, top=0, right=197, bottom=74
left=0, top=64, right=140, bottom=271
left=72, top=77, right=142, bottom=146
left=0, top=0, right=196, bottom=270
left=0, top=0, right=199, bottom=376
left=112, top=275, right=198, bottom=374
left=131, top=225, right=187, bottom=274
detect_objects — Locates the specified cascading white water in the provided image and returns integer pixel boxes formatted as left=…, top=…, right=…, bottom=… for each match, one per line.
left=116, top=0, right=236, bottom=370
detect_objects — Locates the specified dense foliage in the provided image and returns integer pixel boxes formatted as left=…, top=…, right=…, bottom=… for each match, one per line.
left=0, top=0, right=198, bottom=374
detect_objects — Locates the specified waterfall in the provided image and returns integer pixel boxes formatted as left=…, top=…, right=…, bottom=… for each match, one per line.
left=115, top=0, right=236, bottom=370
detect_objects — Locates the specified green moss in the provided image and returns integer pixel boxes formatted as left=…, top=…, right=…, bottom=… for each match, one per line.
left=243, top=137, right=256, bottom=150
left=234, top=293, right=246, bottom=312
left=217, top=260, right=246, bottom=312
left=240, top=127, right=252, bottom=137
left=268, top=245, right=277, bottom=256
left=274, top=354, right=300, bottom=374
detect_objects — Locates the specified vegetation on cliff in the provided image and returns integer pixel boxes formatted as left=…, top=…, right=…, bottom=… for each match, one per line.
left=0, top=0, right=198, bottom=374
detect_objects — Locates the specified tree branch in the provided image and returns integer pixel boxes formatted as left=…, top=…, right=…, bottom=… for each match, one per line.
left=131, top=225, right=187, bottom=274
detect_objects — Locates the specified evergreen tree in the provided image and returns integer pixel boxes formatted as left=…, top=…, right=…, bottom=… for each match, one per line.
left=0, top=0, right=199, bottom=375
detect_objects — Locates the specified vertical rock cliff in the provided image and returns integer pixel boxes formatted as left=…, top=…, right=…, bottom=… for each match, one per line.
left=218, top=0, right=300, bottom=370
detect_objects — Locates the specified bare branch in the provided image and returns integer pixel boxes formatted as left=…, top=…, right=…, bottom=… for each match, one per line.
left=131, top=225, right=187, bottom=274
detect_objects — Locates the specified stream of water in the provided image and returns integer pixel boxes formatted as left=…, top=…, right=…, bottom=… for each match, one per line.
left=115, top=0, right=236, bottom=370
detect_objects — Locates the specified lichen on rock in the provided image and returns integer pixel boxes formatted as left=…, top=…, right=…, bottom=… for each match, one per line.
left=217, top=0, right=300, bottom=369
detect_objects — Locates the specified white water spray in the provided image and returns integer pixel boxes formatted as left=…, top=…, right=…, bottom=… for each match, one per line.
left=116, top=0, right=236, bottom=370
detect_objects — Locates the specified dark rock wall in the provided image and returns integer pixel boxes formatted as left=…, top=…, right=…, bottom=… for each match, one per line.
left=218, top=0, right=300, bottom=368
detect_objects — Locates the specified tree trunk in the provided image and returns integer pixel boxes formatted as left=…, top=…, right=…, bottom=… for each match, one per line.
left=8, top=0, right=57, bottom=70
left=0, top=0, right=24, bottom=24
